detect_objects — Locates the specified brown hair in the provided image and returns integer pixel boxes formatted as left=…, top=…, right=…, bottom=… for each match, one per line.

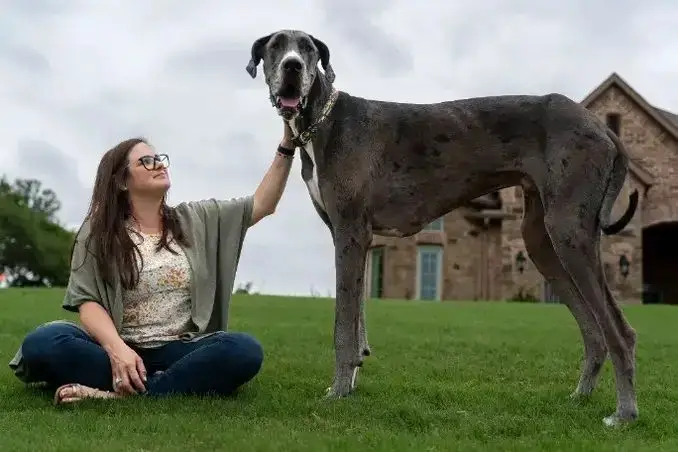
left=75, top=137, right=190, bottom=290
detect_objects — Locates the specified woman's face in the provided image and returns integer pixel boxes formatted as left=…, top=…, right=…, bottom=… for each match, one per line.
left=125, top=142, right=171, bottom=196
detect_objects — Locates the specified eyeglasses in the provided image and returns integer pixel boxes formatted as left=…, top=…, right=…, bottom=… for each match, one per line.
left=137, top=154, right=170, bottom=171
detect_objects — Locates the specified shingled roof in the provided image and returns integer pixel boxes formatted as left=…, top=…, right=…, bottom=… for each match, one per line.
left=579, top=72, right=678, bottom=187
left=580, top=72, right=678, bottom=141
left=654, top=106, right=678, bottom=129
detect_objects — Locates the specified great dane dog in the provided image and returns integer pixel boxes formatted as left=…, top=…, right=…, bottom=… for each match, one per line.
left=245, top=29, right=640, bottom=427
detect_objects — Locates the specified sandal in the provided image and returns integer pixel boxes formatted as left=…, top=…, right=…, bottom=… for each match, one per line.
left=53, top=383, right=120, bottom=406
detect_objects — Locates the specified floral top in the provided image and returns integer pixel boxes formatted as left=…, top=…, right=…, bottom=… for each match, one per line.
left=119, top=229, right=195, bottom=348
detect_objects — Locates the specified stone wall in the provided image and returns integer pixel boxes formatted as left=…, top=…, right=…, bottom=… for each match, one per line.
left=498, top=186, right=544, bottom=301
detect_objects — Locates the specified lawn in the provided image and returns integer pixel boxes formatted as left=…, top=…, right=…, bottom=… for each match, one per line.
left=1, top=289, right=678, bottom=451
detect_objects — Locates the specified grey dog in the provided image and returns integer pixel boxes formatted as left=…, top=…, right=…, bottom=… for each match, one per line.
left=245, top=29, right=640, bottom=427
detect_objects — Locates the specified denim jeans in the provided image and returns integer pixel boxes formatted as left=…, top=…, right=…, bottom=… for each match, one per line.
left=19, top=322, right=264, bottom=396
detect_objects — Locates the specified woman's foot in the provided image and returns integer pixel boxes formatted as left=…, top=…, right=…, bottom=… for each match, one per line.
left=53, top=383, right=121, bottom=405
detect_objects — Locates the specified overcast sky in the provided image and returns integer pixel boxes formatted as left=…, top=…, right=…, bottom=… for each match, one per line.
left=1, top=0, right=676, bottom=296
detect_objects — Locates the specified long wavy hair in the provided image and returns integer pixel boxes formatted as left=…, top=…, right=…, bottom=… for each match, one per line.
left=76, top=138, right=190, bottom=290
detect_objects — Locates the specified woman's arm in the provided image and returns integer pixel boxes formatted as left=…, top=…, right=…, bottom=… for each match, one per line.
left=250, top=123, right=295, bottom=226
left=78, top=301, right=126, bottom=352
left=79, top=301, right=147, bottom=394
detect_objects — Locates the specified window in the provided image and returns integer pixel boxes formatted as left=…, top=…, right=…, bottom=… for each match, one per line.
left=417, top=245, right=443, bottom=300
left=368, top=247, right=384, bottom=298
left=423, top=217, right=444, bottom=231
left=606, top=113, right=621, bottom=136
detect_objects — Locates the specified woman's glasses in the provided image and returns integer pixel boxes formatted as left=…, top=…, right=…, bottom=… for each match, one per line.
left=138, top=154, right=170, bottom=171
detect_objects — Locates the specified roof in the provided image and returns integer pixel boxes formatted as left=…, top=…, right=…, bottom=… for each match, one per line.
left=579, top=72, right=678, bottom=187
left=580, top=72, right=678, bottom=141
left=653, top=106, right=678, bottom=129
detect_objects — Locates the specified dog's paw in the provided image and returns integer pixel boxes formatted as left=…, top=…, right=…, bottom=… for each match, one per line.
left=603, top=415, right=623, bottom=428
left=603, top=411, right=638, bottom=427
left=569, top=390, right=592, bottom=402
left=324, top=385, right=350, bottom=399
left=324, top=367, right=359, bottom=399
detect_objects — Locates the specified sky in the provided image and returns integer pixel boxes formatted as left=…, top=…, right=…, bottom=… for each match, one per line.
left=1, top=0, right=677, bottom=296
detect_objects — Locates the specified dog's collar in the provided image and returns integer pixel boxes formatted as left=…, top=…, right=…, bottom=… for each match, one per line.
left=291, top=88, right=340, bottom=148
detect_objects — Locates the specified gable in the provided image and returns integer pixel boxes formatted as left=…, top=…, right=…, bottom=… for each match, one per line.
left=579, top=72, right=678, bottom=189
left=580, top=72, right=678, bottom=142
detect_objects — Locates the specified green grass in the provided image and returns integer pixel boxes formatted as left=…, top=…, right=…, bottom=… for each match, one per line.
left=1, top=289, right=678, bottom=451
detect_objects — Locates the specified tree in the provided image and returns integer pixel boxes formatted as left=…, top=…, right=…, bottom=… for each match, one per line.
left=2, top=177, right=62, bottom=223
left=234, top=281, right=254, bottom=294
left=0, top=176, right=75, bottom=287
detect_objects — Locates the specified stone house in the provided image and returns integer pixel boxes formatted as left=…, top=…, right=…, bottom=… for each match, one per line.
left=364, top=73, right=678, bottom=304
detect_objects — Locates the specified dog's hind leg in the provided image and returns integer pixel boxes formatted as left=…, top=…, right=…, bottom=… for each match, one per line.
left=602, top=284, right=637, bottom=371
left=521, top=187, right=607, bottom=398
left=597, top=134, right=639, bottom=370
left=541, top=203, right=637, bottom=426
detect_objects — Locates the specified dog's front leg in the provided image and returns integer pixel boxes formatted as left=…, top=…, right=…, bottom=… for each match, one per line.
left=325, top=222, right=371, bottom=398
left=358, top=254, right=371, bottom=360
left=358, top=300, right=370, bottom=358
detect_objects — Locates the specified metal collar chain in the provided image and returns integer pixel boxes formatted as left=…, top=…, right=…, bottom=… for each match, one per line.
left=292, top=88, right=340, bottom=148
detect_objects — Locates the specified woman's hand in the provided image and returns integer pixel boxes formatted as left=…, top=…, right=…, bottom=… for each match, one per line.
left=280, top=122, right=295, bottom=149
left=106, top=341, right=147, bottom=395
left=78, top=302, right=148, bottom=395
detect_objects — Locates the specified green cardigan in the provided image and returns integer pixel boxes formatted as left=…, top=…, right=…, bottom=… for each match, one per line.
left=8, top=196, right=254, bottom=383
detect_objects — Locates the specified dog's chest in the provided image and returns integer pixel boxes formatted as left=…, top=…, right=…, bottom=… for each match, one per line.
left=301, top=142, right=325, bottom=211
left=288, top=121, right=326, bottom=212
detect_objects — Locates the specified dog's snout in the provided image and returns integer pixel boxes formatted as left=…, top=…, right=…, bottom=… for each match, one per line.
left=283, top=58, right=303, bottom=73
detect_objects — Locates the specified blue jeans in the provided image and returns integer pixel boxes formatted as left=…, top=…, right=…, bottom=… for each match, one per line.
left=20, top=322, right=264, bottom=396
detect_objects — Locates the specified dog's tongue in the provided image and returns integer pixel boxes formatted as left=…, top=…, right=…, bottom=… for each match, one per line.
left=280, top=97, right=300, bottom=108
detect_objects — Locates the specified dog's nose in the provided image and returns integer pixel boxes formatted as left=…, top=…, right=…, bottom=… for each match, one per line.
left=283, top=58, right=303, bottom=73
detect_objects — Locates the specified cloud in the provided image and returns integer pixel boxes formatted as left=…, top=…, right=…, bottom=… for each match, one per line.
left=319, top=0, right=414, bottom=77
left=0, top=40, right=50, bottom=75
left=1, top=0, right=676, bottom=296
left=13, top=139, right=89, bottom=226
left=164, top=38, right=254, bottom=84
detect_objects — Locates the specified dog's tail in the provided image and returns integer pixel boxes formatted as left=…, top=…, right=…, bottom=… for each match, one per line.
left=600, top=129, right=639, bottom=236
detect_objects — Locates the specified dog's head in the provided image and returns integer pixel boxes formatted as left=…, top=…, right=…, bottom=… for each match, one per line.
left=245, top=29, right=335, bottom=121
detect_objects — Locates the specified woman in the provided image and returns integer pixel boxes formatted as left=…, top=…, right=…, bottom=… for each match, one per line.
left=9, top=123, right=296, bottom=404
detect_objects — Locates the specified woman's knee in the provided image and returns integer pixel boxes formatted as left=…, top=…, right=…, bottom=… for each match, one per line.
left=21, top=323, right=84, bottom=363
left=216, top=332, right=264, bottom=373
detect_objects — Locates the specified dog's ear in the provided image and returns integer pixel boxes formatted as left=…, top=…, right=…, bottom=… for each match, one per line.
left=246, top=34, right=273, bottom=79
left=310, top=35, right=335, bottom=83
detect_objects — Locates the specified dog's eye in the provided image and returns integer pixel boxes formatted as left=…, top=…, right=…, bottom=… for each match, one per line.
left=270, top=36, right=286, bottom=50
left=298, top=40, right=313, bottom=52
